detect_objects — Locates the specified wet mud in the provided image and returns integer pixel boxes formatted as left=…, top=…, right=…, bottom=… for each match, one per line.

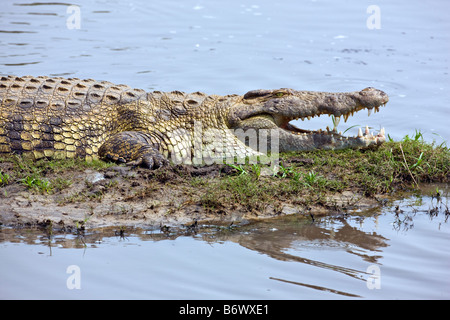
left=0, top=163, right=384, bottom=232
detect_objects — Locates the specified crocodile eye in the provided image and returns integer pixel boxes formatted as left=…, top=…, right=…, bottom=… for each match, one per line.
left=275, top=92, right=285, bottom=97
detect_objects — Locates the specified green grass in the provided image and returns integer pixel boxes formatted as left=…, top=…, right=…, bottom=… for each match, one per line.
left=194, top=131, right=449, bottom=211
left=0, top=171, right=10, bottom=186
left=21, top=175, right=52, bottom=193
left=0, top=155, right=116, bottom=194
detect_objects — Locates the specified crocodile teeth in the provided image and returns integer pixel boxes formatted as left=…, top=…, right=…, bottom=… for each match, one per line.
left=365, top=125, right=370, bottom=135
left=358, top=128, right=363, bottom=137
left=307, top=116, right=311, bottom=120
left=343, top=113, right=350, bottom=122
left=368, top=108, right=372, bottom=117
left=380, top=127, right=385, bottom=136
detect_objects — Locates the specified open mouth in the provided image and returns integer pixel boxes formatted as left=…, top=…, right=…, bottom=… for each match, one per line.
left=273, top=101, right=388, bottom=142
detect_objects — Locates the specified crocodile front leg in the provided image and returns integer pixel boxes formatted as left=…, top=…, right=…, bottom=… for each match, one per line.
left=98, top=131, right=168, bottom=169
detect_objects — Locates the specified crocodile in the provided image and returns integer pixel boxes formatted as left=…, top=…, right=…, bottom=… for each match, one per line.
left=0, top=75, right=388, bottom=168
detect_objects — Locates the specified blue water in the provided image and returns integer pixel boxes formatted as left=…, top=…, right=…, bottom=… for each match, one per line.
left=1, top=0, right=449, bottom=142
left=1, top=192, right=449, bottom=299
left=0, top=0, right=449, bottom=300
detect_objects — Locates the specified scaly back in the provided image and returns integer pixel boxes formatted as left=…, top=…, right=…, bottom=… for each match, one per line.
left=0, top=75, right=147, bottom=160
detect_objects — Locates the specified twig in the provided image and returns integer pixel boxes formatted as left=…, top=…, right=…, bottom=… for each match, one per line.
left=399, top=143, right=419, bottom=189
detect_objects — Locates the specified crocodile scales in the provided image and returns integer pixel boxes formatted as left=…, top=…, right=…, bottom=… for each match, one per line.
left=0, top=75, right=388, bottom=168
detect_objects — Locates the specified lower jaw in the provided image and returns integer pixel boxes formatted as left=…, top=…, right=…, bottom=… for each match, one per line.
left=276, top=128, right=385, bottom=152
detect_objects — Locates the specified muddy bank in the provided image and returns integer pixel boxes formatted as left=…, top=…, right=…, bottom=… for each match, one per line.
left=1, top=139, right=448, bottom=232
left=0, top=163, right=383, bottom=232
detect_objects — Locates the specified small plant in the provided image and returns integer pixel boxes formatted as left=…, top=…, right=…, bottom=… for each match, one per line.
left=331, top=115, right=360, bottom=134
left=303, top=170, right=320, bottom=186
left=276, top=163, right=291, bottom=178
left=226, top=163, right=248, bottom=175
left=0, top=172, right=10, bottom=186
left=402, top=129, right=424, bottom=142
left=290, top=170, right=303, bottom=183
left=251, top=163, right=261, bottom=179
left=387, top=133, right=395, bottom=142
left=331, top=115, right=339, bottom=131
left=431, top=187, right=441, bottom=199
left=21, top=176, right=52, bottom=193
left=409, top=152, right=424, bottom=170
left=76, top=210, right=95, bottom=232
left=413, top=129, right=424, bottom=142
left=21, top=176, right=34, bottom=189
left=431, top=132, right=448, bottom=148
left=343, top=125, right=360, bottom=135
left=51, top=177, right=73, bottom=191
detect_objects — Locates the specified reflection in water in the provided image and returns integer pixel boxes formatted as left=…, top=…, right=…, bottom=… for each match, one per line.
left=0, top=214, right=388, bottom=298
left=0, top=212, right=389, bottom=254
left=269, top=277, right=362, bottom=298
left=0, top=190, right=449, bottom=299
left=1, top=190, right=447, bottom=258
left=391, top=194, right=449, bottom=233
left=212, top=214, right=388, bottom=298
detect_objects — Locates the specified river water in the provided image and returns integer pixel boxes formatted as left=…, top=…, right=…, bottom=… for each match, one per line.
left=0, top=0, right=449, bottom=299
left=1, top=188, right=449, bottom=299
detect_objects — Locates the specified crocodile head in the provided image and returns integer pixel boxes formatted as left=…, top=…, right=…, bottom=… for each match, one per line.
left=227, top=87, right=389, bottom=152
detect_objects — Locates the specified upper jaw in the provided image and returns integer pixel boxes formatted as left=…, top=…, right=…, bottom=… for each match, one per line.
left=267, top=87, right=389, bottom=123
left=231, top=87, right=389, bottom=130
